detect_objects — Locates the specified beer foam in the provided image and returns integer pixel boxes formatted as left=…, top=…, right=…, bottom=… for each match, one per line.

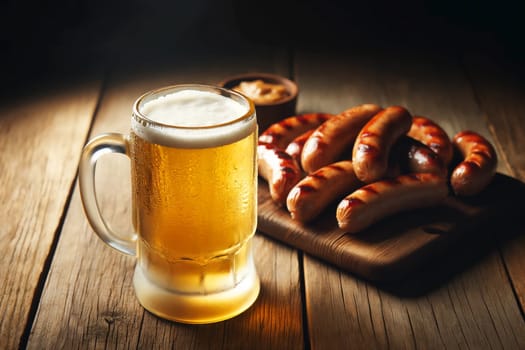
left=133, top=89, right=256, bottom=148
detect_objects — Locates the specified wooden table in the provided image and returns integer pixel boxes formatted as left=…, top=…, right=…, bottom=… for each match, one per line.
left=2, top=34, right=525, bottom=349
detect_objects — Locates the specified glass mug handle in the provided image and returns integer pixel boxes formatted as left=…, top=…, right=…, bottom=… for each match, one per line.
left=78, top=133, right=137, bottom=256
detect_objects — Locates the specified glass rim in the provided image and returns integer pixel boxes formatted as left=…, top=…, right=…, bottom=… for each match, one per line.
left=132, top=84, right=256, bottom=130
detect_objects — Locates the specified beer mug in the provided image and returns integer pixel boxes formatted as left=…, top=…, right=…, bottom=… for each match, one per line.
left=78, top=84, right=260, bottom=324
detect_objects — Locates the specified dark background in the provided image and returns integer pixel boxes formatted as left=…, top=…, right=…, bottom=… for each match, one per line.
left=2, top=0, right=524, bottom=89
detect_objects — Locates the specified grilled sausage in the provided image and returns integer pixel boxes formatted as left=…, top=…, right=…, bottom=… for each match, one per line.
left=301, top=104, right=383, bottom=173
left=286, top=160, right=363, bottom=222
left=391, top=136, right=447, bottom=177
left=258, top=143, right=303, bottom=205
left=259, top=113, right=334, bottom=149
left=450, top=130, right=497, bottom=196
left=408, top=115, right=454, bottom=166
left=336, top=173, right=449, bottom=233
left=352, top=106, right=413, bottom=183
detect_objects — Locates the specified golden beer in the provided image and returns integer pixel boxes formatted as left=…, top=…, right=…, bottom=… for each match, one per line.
left=79, top=85, right=260, bottom=324
left=130, top=128, right=257, bottom=287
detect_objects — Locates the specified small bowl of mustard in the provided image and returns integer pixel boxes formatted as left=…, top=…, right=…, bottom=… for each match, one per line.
left=219, top=73, right=298, bottom=132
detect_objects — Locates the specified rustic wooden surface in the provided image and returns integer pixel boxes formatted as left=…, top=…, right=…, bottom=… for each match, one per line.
left=0, top=82, right=102, bottom=350
left=1, top=40, right=525, bottom=350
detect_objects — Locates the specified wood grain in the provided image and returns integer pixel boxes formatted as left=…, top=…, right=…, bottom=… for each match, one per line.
left=0, top=81, right=101, bottom=350
left=305, top=251, right=525, bottom=349
left=293, top=47, right=525, bottom=349
left=27, top=46, right=304, bottom=349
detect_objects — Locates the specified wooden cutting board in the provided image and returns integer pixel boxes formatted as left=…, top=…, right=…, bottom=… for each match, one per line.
left=257, top=173, right=519, bottom=282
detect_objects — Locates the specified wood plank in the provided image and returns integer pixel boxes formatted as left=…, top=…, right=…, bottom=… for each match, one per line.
left=0, top=81, right=101, bottom=350
left=27, top=46, right=304, bottom=349
left=306, top=251, right=525, bottom=349
left=295, top=47, right=525, bottom=349
left=461, top=52, right=525, bottom=313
